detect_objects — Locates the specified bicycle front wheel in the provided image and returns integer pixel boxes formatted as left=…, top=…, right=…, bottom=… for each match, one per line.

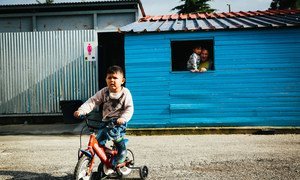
left=74, top=155, right=92, bottom=180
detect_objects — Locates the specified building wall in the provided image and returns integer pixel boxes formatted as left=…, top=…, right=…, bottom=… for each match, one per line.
left=0, top=6, right=137, bottom=118
left=0, top=10, right=136, bottom=32
left=0, top=17, right=33, bottom=32
left=124, top=28, right=300, bottom=127
left=0, top=30, right=98, bottom=115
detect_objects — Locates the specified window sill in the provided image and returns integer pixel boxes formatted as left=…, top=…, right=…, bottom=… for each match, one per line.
left=170, top=71, right=214, bottom=74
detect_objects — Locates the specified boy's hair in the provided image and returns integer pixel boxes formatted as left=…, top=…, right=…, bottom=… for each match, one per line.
left=193, top=45, right=202, bottom=50
left=107, top=65, right=124, bottom=76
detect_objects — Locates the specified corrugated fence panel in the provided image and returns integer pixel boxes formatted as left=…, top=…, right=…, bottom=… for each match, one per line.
left=0, top=30, right=98, bottom=115
left=125, top=28, right=300, bottom=127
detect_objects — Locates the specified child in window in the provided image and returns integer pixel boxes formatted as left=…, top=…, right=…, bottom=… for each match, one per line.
left=187, top=46, right=202, bottom=72
left=73, top=65, right=133, bottom=166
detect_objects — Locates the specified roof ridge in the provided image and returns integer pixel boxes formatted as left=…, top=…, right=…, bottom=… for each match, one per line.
left=139, top=9, right=300, bottom=22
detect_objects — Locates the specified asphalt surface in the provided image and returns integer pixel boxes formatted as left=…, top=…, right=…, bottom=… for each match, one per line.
left=0, top=134, right=299, bottom=180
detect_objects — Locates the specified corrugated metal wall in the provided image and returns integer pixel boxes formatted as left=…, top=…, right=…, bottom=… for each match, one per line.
left=125, top=34, right=171, bottom=127
left=0, top=30, right=98, bottom=115
left=124, top=28, right=300, bottom=127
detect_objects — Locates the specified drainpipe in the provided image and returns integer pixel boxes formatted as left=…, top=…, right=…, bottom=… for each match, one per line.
left=137, top=0, right=146, bottom=17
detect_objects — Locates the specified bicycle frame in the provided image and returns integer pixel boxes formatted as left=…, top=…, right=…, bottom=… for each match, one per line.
left=75, top=116, right=148, bottom=179
left=80, top=131, right=129, bottom=176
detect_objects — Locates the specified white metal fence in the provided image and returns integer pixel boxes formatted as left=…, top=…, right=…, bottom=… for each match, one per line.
left=0, top=30, right=98, bottom=115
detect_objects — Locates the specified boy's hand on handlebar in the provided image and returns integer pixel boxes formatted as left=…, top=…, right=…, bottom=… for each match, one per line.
left=73, top=111, right=82, bottom=119
left=116, top=118, right=126, bottom=125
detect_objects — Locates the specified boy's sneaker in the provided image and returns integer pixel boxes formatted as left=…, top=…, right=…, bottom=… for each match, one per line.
left=103, top=164, right=114, bottom=175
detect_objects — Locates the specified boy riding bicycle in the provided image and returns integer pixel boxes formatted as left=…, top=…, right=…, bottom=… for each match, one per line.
left=74, top=65, right=134, bottom=166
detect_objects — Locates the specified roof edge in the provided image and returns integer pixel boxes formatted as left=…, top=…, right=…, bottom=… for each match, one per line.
left=139, top=9, right=300, bottom=22
left=0, top=0, right=138, bottom=9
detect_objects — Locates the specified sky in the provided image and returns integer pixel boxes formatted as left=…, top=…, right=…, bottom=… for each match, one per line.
left=141, top=0, right=273, bottom=15
left=0, top=0, right=273, bottom=15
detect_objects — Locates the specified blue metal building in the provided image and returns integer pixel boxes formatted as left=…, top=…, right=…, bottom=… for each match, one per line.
left=120, top=10, right=300, bottom=128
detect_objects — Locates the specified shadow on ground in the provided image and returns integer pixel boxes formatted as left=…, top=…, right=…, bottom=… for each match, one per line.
left=0, top=170, right=142, bottom=180
left=0, top=170, right=73, bottom=180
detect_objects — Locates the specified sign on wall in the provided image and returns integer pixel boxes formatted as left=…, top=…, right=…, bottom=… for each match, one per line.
left=84, top=42, right=97, bottom=61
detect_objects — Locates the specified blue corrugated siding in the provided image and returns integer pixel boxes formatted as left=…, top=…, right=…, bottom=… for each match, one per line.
left=124, top=28, right=300, bottom=127
left=125, top=35, right=171, bottom=127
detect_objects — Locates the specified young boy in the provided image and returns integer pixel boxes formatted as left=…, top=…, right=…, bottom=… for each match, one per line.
left=73, top=65, right=134, bottom=166
left=187, top=46, right=202, bottom=72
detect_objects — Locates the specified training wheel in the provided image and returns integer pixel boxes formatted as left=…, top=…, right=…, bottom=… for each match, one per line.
left=139, top=166, right=148, bottom=179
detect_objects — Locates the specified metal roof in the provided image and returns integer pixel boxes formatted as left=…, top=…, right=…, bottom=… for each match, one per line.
left=0, top=0, right=138, bottom=13
left=120, top=9, right=300, bottom=33
left=0, top=0, right=137, bottom=6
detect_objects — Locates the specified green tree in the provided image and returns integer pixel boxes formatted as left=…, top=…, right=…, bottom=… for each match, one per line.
left=172, top=0, right=215, bottom=14
left=269, top=0, right=298, bottom=10
left=36, top=0, right=54, bottom=4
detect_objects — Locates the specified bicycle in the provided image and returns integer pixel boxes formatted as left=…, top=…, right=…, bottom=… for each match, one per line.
left=74, top=115, right=148, bottom=180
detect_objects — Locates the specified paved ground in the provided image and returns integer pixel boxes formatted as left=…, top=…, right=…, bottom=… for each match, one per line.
left=0, top=134, right=299, bottom=180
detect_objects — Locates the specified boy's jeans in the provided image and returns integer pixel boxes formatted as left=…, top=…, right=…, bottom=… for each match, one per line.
left=96, top=122, right=127, bottom=146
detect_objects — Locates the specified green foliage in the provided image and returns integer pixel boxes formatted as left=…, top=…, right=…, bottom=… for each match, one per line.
left=269, top=0, right=298, bottom=10
left=172, top=0, right=215, bottom=14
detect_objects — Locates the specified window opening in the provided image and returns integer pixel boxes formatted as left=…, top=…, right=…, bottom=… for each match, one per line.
left=171, top=40, right=214, bottom=72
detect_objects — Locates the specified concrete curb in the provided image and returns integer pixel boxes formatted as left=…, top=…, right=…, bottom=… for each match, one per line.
left=0, top=123, right=82, bottom=136
left=127, top=127, right=300, bottom=135
left=0, top=123, right=299, bottom=135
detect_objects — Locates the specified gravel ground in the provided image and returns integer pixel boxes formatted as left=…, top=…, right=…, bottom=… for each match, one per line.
left=0, top=134, right=299, bottom=180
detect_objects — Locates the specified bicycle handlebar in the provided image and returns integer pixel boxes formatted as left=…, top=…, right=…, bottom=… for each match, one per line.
left=79, top=115, right=118, bottom=130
